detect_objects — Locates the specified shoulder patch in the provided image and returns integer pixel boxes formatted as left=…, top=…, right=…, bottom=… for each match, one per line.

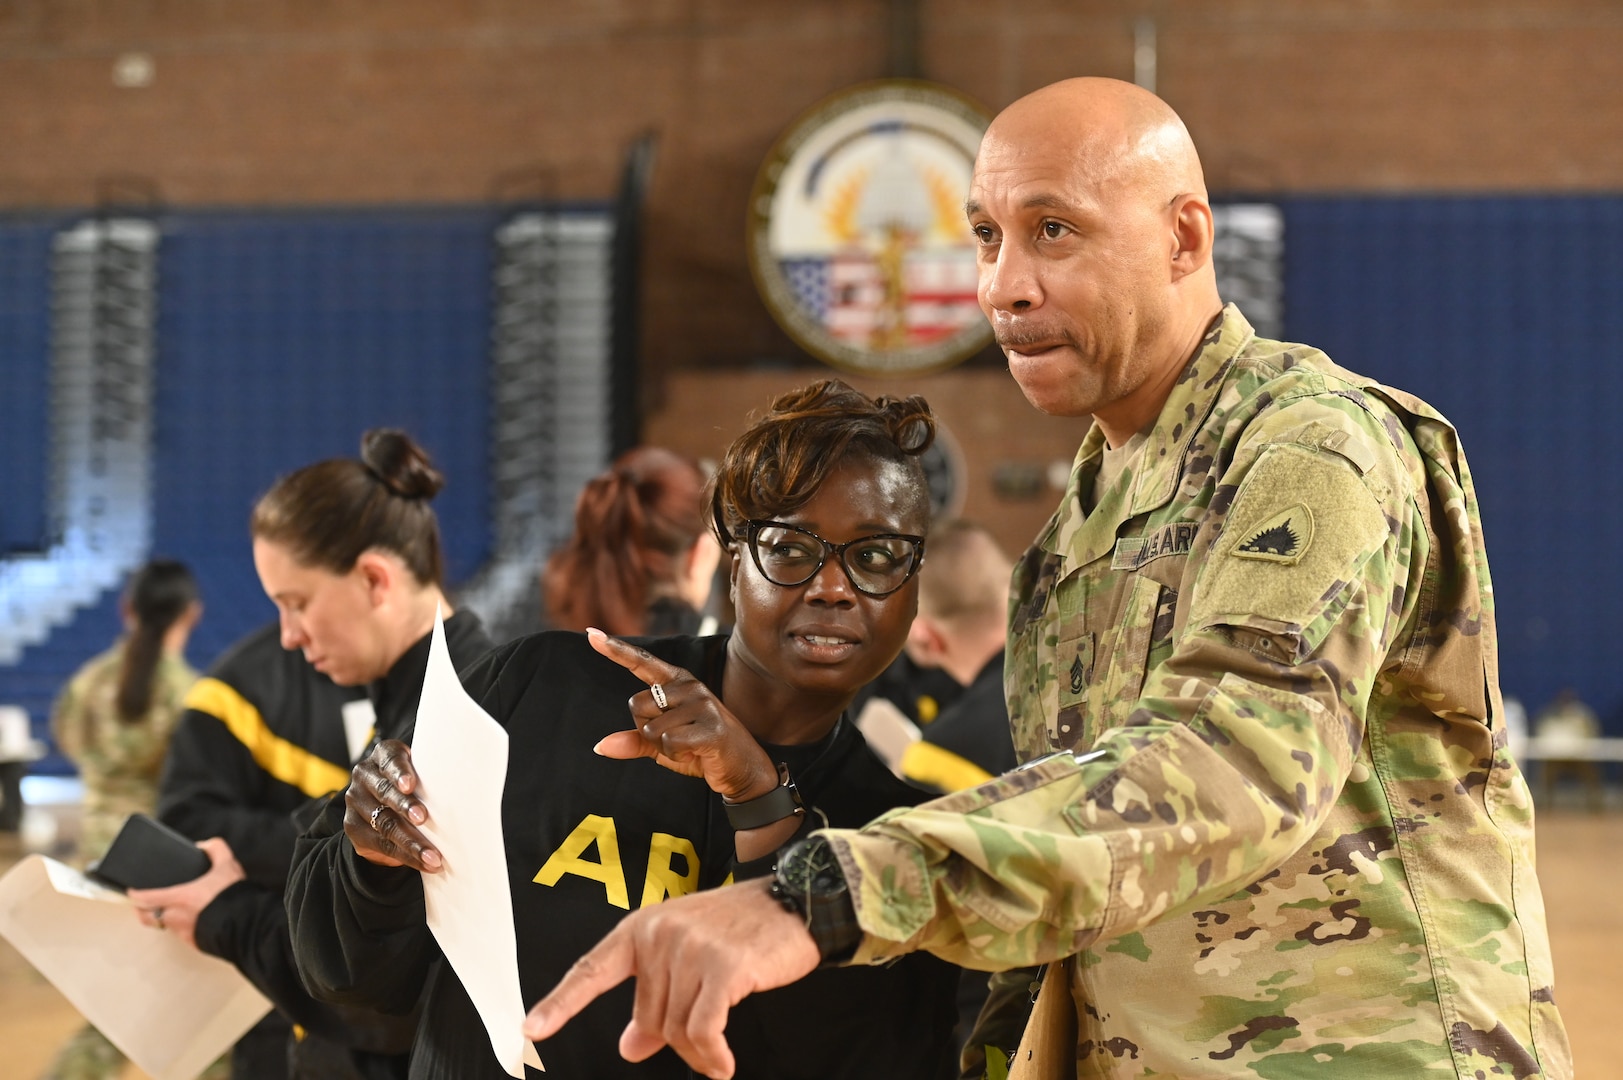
left=1191, top=442, right=1388, bottom=640
left=1232, top=504, right=1313, bottom=564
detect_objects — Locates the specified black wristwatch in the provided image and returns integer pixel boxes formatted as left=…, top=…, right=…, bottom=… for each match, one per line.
left=769, top=835, right=862, bottom=963
left=723, top=762, right=805, bottom=831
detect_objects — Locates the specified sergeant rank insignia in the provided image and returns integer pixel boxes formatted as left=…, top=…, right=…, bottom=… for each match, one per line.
left=1233, top=504, right=1313, bottom=564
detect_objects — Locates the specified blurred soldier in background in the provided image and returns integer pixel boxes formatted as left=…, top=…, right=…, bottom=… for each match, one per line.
left=898, top=519, right=1017, bottom=794
left=45, top=560, right=208, bottom=1080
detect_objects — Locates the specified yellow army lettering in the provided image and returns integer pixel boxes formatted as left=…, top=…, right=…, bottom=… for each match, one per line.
left=530, top=813, right=706, bottom=910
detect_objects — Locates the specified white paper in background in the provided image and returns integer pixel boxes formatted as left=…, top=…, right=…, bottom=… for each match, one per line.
left=412, top=609, right=544, bottom=1076
left=0, top=854, right=271, bottom=1080
left=854, top=696, right=921, bottom=777
left=341, top=698, right=378, bottom=763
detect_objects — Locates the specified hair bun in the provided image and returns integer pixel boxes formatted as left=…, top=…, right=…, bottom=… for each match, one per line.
left=361, top=428, right=445, bottom=500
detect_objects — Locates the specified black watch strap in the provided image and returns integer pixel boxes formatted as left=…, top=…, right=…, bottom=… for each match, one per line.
left=723, top=762, right=806, bottom=830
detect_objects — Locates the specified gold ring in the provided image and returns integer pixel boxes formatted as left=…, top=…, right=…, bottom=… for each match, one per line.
left=370, top=805, right=387, bottom=832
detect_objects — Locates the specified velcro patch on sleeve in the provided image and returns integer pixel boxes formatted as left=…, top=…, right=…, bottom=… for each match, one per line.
left=1192, top=442, right=1387, bottom=635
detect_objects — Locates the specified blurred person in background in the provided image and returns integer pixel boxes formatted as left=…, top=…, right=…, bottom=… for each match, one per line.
left=543, top=445, right=722, bottom=637
left=898, top=519, right=1018, bottom=794
left=1531, top=687, right=1605, bottom=810
left=132, top=429, right=494, bottom=1080
left=893, top=519, right=1023, bottom=1074
left=44, top=558, right=207, bottom=1080
left=848, top=648, right=967, bottom=755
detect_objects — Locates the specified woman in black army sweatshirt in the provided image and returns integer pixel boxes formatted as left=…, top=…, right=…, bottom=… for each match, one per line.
left=287, top=380, right=962, bottom=1079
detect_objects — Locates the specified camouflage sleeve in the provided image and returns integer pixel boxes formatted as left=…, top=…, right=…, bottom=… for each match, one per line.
left=825, top=398, right=1416, bottom=970
left=49, top=669, right=91, bottom=764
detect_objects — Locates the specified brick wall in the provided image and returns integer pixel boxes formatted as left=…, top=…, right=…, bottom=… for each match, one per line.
left=4, top=0, right=1618, bottom=515
left=2, top=0, right=1619, bottom=374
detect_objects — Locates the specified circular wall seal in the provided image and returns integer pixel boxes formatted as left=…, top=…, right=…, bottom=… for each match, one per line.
left=748, top=80, right=993, bottom=377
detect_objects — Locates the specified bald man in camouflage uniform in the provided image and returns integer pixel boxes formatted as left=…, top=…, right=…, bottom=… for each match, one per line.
left=530, top=76, right=1572, bottom=1079
left=942, top=297, right=1569, bottom=1076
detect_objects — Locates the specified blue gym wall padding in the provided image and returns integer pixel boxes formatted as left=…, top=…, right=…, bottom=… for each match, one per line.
left=0, top=216, right=68, bottom=554
left=2, top=195, right=1621, bottom=770
left=1, top=206, right=502, bottom=763
left=1285, top=195, right=1623, bottom=733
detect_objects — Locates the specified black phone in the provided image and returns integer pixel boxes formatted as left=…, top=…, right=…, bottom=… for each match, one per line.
left=86, top=813, right=210, bottom=891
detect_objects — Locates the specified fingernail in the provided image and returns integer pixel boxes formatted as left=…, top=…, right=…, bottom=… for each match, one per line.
left=408, top=805, right=427, bottom=824
left=586, top=627, right=605, bottom=642
left=421, top=849, right=442, bottom=870
left=591, top=738, right=607, bottom=755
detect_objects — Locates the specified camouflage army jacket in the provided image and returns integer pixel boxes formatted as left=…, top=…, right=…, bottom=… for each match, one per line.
left=52, top=642, right=198, bottom=861
left=825, top=307, right=1571, bottom=1077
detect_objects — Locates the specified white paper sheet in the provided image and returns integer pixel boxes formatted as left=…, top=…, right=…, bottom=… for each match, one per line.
left=412, top=609, right=544, bottom=1076
left=341, top=697, right=378, bottom=763
left=855, top=695, right=921, bottom=776
left=0, top=854, right=271, bottom=1080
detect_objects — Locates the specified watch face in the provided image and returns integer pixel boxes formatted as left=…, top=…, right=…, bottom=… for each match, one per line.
left=779, top=836, right=842, bottom=895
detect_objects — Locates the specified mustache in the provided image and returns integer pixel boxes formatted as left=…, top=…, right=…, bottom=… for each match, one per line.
left=995, top=326, right=1077, bottom=350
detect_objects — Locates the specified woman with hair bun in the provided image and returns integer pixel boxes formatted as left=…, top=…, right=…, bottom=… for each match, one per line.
left=47, top=557, right=204, bottom=1080
left=543, top=445, right=721, bottom=637
left=289, top=380, right=961, bottom=1080
left=245, top=427, right=489, bottom=694
left=131, top=429, right=494, bottom=1080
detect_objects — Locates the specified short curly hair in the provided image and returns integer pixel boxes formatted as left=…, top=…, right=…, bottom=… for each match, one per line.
left=708, top=378, right=936, bottom=545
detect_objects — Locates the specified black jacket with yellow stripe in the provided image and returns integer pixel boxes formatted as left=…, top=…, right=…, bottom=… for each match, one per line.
left=157, top=613, right=494, bottom=1080
left=158, top=620, right=366, bottom=886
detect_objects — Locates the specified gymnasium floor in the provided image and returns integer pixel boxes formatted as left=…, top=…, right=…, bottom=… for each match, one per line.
left=0, top=792, right=1614, bottom=1077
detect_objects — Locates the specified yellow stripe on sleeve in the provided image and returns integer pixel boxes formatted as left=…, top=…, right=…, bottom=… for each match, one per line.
left=899, top=739, right=994, bottom=794
left=182, top=677, right=351, bottom=798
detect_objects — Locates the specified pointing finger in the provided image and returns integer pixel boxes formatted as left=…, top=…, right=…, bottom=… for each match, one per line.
left=524, top=922, right=639, bottom=1041
left=586, top=627, right=687, bottom=688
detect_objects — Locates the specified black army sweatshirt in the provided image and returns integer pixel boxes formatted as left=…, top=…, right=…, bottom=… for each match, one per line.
left=287, top=630, right=958, bottom=1080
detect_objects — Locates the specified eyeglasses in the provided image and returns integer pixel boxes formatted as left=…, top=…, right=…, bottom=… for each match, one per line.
left=745, top=520, right=926, bottom=598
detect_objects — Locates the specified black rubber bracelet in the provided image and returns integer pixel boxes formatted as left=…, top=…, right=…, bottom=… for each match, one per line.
left=723, top=763, right=805, bottom=830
